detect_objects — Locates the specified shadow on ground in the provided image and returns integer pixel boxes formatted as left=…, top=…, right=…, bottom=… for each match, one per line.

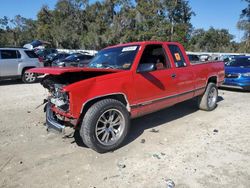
left=0, top=79, right=42, bottom=86
left=0, top=79, right=24, bottom=86
left=73, top=96, right=224, bottom=150
left=219, top=87, right=250, bottom=93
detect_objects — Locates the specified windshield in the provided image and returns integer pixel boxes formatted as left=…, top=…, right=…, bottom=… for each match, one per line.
left=87, top=45, right=139, bottom=70
left=226, top=57, right=250, bottom=67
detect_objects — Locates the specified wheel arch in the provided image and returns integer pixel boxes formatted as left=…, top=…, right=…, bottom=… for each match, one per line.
left=207, top=75, right=218, bottom=86
left=21, top=66, right=36, bottom=75
left=78, top=93, right=130, bottom=126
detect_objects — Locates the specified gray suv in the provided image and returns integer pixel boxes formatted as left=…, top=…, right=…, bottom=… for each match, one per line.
left=0, top=48, right=43, bottom=83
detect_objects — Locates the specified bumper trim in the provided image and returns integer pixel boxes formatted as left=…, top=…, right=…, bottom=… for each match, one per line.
left=46, top=103, right=65, bottom=133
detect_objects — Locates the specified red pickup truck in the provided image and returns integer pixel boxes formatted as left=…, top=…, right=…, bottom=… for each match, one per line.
left=31, top=41, right=224, bottom=153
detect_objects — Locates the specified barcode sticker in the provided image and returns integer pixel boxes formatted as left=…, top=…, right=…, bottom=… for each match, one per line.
left=122, top=46, right=137, bottom=52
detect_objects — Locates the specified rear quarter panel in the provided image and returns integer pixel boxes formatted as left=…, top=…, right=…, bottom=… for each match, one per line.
left=191, top=61, right=225, bottom=95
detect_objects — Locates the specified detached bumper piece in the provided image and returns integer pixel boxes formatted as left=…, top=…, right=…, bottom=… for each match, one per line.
left=46, top=103, right=65, bottom=133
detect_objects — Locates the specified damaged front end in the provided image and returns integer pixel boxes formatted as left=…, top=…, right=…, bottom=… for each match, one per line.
left=29, top=67, right=119, bottom=133
left=42, top=76, right=76, bottom=133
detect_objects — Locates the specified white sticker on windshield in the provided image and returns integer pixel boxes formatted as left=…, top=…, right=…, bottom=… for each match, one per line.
left=122, top=46, right=137, bottom=52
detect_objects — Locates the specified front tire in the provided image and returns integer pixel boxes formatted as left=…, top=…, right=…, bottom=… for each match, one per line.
left=22, top=70, right=37, bottom=83
left=80, top=99, right=130, bottom=153
left=198, top=83, right=218, bottom=111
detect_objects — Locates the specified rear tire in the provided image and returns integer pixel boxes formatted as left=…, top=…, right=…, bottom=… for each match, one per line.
left=80, top=99, right=130, bottom=153
left=22, top=69, right=37, bottom=83
left=198, top=83, right=218, bottom=111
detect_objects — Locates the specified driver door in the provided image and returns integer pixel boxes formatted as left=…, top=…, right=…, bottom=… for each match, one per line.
left=132, top=44, right=178, bottom=116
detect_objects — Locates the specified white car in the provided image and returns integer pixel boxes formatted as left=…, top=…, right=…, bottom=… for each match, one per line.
left=0, top=48, right=43, bottom=83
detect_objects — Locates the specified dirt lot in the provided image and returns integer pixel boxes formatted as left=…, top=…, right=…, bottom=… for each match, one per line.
left=0, top=80, right=250, bottom=188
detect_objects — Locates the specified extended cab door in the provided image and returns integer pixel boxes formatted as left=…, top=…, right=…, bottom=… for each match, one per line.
left=132, top=44, right=178, bottom=116
left=166, top=43, right=196, bottom=102
left=0, top=50, right=21, bottom=76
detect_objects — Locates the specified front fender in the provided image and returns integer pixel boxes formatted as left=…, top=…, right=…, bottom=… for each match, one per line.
left=63, top=73, right=134, bottom=118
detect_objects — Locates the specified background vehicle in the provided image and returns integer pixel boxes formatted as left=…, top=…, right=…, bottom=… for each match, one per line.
left=199, top=54, right=211, bottom=61
left=30, top=41, right=224, bottom=153
left=52, top=53, right=94, bottom=67
left=44, top=52, right=70, bottom=67
left=222, top=56, right=250, bottom=90
left=187, top=54, right=200, bottom=63
left=0, top=48, right=43, bottom=83
left=35, top=48, right=58, bottom=66
left=220, top=54, right=244, bottom=63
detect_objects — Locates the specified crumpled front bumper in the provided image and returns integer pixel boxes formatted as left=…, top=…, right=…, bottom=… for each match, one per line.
left=46, top=103, right=65, bottom=133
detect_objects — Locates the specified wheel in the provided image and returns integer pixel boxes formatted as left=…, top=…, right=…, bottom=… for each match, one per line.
left=198, top=82, right=218, bottom=111
left=22, top=70, right=37, bottom=83
left=80, top=99, right=130, bottom=153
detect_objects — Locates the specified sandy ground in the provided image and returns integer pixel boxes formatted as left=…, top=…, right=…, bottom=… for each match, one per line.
left=0, top=80, right=250, bottom=188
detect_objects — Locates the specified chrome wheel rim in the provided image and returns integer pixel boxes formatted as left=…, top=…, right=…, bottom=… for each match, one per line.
left=208, top=87, right=217, bottom=108
left=95, top=109, right=125, bottom=146
left=24, top=72, right=36, bottom=82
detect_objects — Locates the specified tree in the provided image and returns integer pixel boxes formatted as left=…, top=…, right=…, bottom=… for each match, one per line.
left=188, top=27, right=234, bottom=52
left=237, top=0, right=250, bottom=52
left=36, top=5, right=54, bottom=46
left=162, top=0, right=195, bottom=47
left=0, top=16, right=10, bottom=46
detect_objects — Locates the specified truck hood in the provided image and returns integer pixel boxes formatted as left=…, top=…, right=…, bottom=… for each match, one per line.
left=31, top=67, right=126, bottom=92
left=225, top=66, right=250, bottom=74
left=29, top=67, right=123, bottom=75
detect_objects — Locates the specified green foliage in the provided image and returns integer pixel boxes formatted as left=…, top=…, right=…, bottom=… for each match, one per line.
left=0, top=15, right=37, bottom=47
left=237, top=0, right=250, bottom=52
left=0, top=0, right=248, bottom=53
left=0, top=0, right=194, bottom=49
left=188, top=27, right=234, bottom=52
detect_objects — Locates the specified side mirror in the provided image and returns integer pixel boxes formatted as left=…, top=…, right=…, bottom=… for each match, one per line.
left=76, top=58, right=80, bottom=62
left=137, top=63, right=155, bottom=73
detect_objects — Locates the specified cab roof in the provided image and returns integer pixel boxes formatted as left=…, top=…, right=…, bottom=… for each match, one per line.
left=104, top=41, right=180, bottom=49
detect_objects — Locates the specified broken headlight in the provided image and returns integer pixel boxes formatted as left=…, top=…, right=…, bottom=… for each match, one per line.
left=50, top=84, right=69, bottom=112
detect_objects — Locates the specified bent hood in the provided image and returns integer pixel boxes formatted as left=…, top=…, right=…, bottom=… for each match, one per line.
left=29, top=67, right=123, bottom=75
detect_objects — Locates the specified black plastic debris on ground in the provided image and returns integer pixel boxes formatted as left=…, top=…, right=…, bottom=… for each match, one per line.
left=153, top=154, right=161, bottom=159
left=117, top=163, right=126, bottom=169
left=213, top=129, right=219, bottom=133
left=140, top=139, right=145, bottom=143
left=150, top=128, right=159, bottom=133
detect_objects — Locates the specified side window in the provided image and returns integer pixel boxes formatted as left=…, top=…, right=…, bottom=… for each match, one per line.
left=24, top=50, right=37, bottom=58
left=0, top=50, right=18, bottom=59
left=168, top=45, right=187, bottom=68
left=138, top=45, right=170, bottom=71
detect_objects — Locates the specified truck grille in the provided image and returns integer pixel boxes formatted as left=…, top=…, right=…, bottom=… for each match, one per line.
left=225, top=73, right=239, bottom=78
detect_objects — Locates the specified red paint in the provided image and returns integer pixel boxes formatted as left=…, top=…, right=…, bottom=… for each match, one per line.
left=31, top=41, right=225, bottom=124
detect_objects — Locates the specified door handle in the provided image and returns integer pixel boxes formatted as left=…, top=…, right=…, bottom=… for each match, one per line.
left=171, top=73, right=176, bottom=78
left=18, top=60, right=22, bottom=62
